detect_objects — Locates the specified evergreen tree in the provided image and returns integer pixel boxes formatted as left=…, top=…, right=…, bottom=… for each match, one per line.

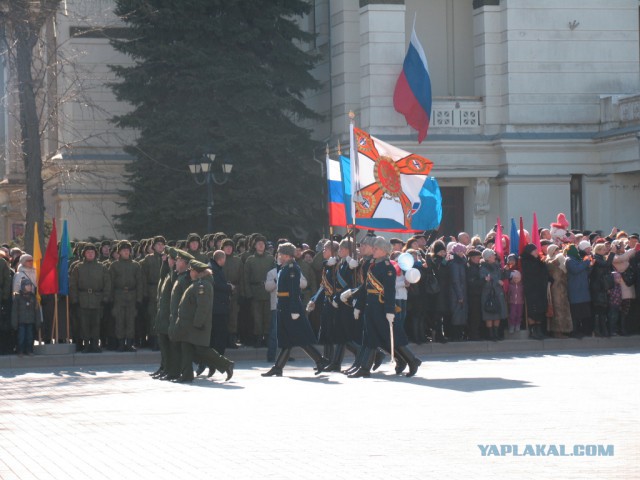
left=110, top=0, right=322, bottom=240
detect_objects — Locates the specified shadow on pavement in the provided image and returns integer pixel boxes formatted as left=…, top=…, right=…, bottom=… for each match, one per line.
left=371, top=373, right=537, bottom=392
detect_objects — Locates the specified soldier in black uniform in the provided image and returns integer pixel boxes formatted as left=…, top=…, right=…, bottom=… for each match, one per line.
left=351, top=237, right=421, bottom=378
left=307, top=240, right=338, bottom=361
left=262, top=243, right=331, bottom=377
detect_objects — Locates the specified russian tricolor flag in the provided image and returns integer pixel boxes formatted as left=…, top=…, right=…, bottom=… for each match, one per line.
left=393, top=26, right=432, bottom=143
left=326, top=155, right=347, bottom=227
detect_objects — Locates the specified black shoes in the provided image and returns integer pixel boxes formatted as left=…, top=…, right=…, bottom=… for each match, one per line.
left=372, top=350, right=385, bottom=371
left=261, top=366, right=283, bottom=377
left=195, top=364, right=206, bottom=376
left=225, top=362, right=234, bottom=381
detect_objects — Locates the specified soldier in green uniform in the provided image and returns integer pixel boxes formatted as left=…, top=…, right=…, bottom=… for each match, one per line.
left=69, top=244, right=112, bottom=353
left=243, top=234, right=275, bottom=347
left=164, top=248, right=194, bottom=380
left=150, top=249, right=175, bottom=379
left=221, top=238, right=242, bottom=348
left=171, top=260, right=234, bottom=383
left=98, top=240, right=112, bottom=263
left=140, top=236, right=166, bottom=350
left=109, top=241, right=143, bottom=352
left=185, top=233, right=209, bottom=263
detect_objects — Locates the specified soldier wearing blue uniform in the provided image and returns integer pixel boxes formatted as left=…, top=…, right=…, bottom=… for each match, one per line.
left=306, top=240, right=338, bottom=362
left=262, top=243, right=331, bottom=377
left=351, top=237, right=421, bottom=378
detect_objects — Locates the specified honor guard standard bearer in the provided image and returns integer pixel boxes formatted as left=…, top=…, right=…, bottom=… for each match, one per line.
left=140, top=236, right=166, bottom=349
left=351, top=237, right=421, bottom=378
left=69, top=244, right=112, bottom=353
left=171, top=260, right=234, bottom=383
left=326, top=239, right=361, bottom=371
left=341, top=234, right=385, bottom=375
left=262, top=243, right=331, bottom=377
left=165, top=248, right=194, bottom=380
left=109, top=241, right=144, bottom=352
left=307, top=240, right=339, bottom=363
left=150, top=249, right=174, bottom=379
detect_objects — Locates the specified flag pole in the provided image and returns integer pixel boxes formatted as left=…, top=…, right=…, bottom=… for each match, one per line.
left=54, top=294, right=59, bottom=343
left=65, top=296, right=70, bottom=343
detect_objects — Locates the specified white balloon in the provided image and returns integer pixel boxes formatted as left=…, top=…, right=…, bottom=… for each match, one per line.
left=397, top=252, right=414, bottom=271
left=405, top=268, right=421, bottom=284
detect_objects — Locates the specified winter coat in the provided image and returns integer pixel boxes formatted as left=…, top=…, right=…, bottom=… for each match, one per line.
left=173, top=272, right=213, bottom=347
left=168, top=271, right=191, bottom=340
left=243, top=253, right=275, bottom=301
left=590, top=253, right=615, bottom=308
left=425, top=255, right=450, bottom=314
left=565, top=256, right=592, bottom=304
left=211, top=262, right=232, bottom=315
left=479, top=261, right=507, bottom=321
left=276, top=261, right=317, bottom=348
left=12, top=266, right=37, bottom=295
left=449, top=255, right=468, bottom=326
left=546, top=254, right=573, bottom=333
left=521, top=254, right=549, bottom=322
left=11, top=291, right=41, bottom=329
left=155, top=271, right=175, bottom=335
left=613, top=249, right=637, bottom=300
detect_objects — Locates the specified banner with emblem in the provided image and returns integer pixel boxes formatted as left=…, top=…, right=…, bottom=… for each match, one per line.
left=343, top=127, right=442, bottom=232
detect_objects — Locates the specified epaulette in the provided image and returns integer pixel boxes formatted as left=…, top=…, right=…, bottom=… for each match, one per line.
left=197, top=282, right=205, bottom=295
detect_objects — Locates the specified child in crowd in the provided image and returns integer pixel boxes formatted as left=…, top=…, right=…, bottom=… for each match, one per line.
left=11, top=278, right=41, bottom=356
left=508, top=270, right=524, bottom=333
left=607, top=271, right=623, bottom=337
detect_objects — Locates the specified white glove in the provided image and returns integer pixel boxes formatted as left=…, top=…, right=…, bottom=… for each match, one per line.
left=306, top=301, right=315, bottom=312
left=291, top=313, right=300, bottom=320
left=353, top=309, right=360, bottom=320
left=348, top=257, right=359, bottom=269
left=340, top=289, right=353, bottom=304
left=386, top=313, right=395, bottom=323
left=327, top=257, right=337, bottom=266
left=331, top=300, right=339, bottom=308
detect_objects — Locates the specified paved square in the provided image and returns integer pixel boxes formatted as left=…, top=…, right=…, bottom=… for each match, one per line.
left=0, top=349, right=638, bottom=479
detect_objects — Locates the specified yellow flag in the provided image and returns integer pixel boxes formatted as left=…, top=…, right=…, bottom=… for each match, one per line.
left=33, top=222, right=42, bottom=302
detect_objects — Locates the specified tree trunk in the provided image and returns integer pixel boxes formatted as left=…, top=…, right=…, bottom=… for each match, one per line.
left=14, top=17, right=44, bottom=253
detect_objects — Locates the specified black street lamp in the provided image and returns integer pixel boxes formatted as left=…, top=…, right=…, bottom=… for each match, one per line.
left=188, top=153, right=233, bottom=233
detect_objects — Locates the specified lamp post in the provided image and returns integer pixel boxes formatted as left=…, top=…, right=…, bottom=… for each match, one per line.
left=188, top=153, right=233, bottom=233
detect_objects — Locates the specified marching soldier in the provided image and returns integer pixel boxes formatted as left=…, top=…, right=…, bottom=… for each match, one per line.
left=243, top=234, right=275, bottom=347
left=171, top=259, right=234, bottom=383
left=351, top=237, right=421, bottom=378
left=165, top=248, right=194, bottom=380
left=109, top=240, right=143, bottom=352
left=221, top=238, right=242, bottom=348
left=140, top=236, right=166, bottom=350
left=262, top=243, right=330, bottom=377
left=69, top=244, right=112, bottom=353
left=307, top=240, right=338, bottom=364
left=150, top=249, right=174, bottom=379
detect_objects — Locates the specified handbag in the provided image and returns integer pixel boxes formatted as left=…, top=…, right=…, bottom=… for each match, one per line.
left=483, top=286, right=500, bottom=314
left=621, top=267, right=636, bottom=287
left=424, top=269, right=440, bottom=294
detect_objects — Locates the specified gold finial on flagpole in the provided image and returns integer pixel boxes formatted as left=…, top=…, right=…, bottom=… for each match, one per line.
left=348, top=110, right=355, bottom=122
left=337, top=140, right=341, bottom=156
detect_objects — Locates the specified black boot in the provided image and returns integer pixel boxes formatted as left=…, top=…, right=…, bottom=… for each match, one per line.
left=394, top=350, right=407, bottom=375
left=117, top=338, right=125, bottom=352
left=570, top=319, right=584, bottom=339
left=227, top=334, right=239, bottom=349
left=530, top=325, right=544, bottom=340
left=125, top=339, right=137, bottom=352
left=91, top=338, right=102, bottom=353
left=348, top=348, right=376, bottom=378
left=490, top=327, right=498, bottom=342
left=150, top=336, right=159, bottom=351
left=372, top=349, right=386, bottom=371
left=301, top=345, right=331, bottom=375
left=323, top=344, right=334, bottom=362
left=343, top=347, right=363, bottom=375
left=327, top=344, right=345, bottom=372
left=396, top=345, right=422, bottom=377
left=195, top=364, right=206, bottom=376
left=599, top=315, right=609, bottom=338
left=262, top=348, right=291, bottom=377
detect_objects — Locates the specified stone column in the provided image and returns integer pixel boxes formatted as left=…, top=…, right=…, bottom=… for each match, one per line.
left=359, top=0, right=406, bottom=135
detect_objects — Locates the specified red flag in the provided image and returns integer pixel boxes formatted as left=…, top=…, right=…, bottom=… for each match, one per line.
left=518, top=216, right=527, bottom=255
left=495, top=217, right=504, bottom=267
left=531, top=212, right=542, bottom=255
left=39, top=219, right=59, bottom=295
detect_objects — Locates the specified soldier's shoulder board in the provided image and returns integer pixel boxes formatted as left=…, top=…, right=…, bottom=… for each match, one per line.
left=198, top=283, right=205, bottom=295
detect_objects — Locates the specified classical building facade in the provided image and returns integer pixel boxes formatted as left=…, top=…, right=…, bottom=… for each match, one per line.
left=0, top=0, right=638, bottom=242
left=305, top=0, right=640, bottom=236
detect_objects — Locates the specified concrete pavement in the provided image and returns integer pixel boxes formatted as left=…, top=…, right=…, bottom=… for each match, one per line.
left=0, top=347, right=638, bottom=479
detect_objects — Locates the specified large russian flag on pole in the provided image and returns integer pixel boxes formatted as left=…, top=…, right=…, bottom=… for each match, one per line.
left=326, top=154, right=348, bottom=227
left=393, top=25, right=432, bottom=143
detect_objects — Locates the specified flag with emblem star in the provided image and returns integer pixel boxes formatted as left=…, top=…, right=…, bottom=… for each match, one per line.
left=345, top=127, right=441, bottom=232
